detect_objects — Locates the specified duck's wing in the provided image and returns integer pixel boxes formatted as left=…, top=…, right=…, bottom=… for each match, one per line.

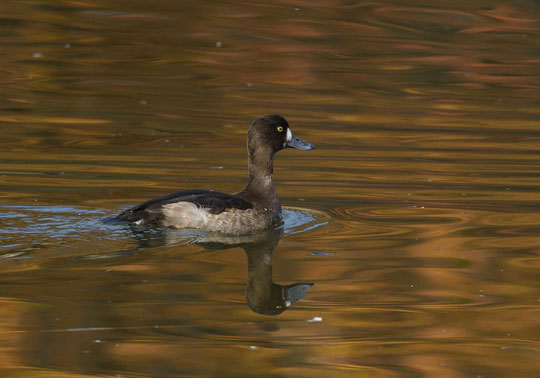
left=115, top=189, right=253, bottom=223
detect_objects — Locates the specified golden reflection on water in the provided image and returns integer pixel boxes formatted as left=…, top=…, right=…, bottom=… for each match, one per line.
left=1, top=0, right=540, bottom=376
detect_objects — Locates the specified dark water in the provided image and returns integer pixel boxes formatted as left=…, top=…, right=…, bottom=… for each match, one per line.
left=1, top=0, right=539, bottom=376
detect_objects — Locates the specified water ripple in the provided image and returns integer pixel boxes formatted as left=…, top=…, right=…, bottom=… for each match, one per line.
left=0, top=204, right=329, bottom=258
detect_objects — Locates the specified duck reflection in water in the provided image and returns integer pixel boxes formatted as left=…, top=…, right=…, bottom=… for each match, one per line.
left=131, top=223, right=314, bottom=315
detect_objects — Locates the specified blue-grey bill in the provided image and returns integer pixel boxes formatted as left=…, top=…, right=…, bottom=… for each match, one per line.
left=284, top=283, right=314, bottom=304
left=287, top=134, right=315, bottom=150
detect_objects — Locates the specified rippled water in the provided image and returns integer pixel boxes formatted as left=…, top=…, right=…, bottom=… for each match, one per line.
left=1, top=0, right=539, bottom=376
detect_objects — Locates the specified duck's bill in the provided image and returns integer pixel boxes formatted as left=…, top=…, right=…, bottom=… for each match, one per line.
left=283, top=283, right=314, bottom=306
left=287, top=133, right=316, bottom=150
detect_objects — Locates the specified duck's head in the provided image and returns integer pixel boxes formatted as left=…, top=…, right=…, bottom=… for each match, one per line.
left=248, top=115, right=315, bottom=154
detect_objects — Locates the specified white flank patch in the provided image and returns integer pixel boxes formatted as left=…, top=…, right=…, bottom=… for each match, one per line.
left=161, top=202, right=209, bottom=228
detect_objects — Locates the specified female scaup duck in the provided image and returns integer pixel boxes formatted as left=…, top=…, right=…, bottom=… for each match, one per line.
left=114, top=115, right=315, bottom=235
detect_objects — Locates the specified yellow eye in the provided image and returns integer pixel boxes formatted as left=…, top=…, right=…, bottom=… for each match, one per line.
left=277, top=126, right=284, bottom=132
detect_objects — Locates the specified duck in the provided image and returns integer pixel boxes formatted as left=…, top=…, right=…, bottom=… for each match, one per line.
left=114, top=115, right=315, bottom=235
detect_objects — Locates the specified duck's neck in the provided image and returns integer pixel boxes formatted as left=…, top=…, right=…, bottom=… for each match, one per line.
left=245, top=146, right=276, bottom=195
left=245, top=242, right=276, bottom=310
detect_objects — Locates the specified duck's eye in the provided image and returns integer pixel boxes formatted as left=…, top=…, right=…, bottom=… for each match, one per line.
left=277, top=126, right=284, bottom=132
